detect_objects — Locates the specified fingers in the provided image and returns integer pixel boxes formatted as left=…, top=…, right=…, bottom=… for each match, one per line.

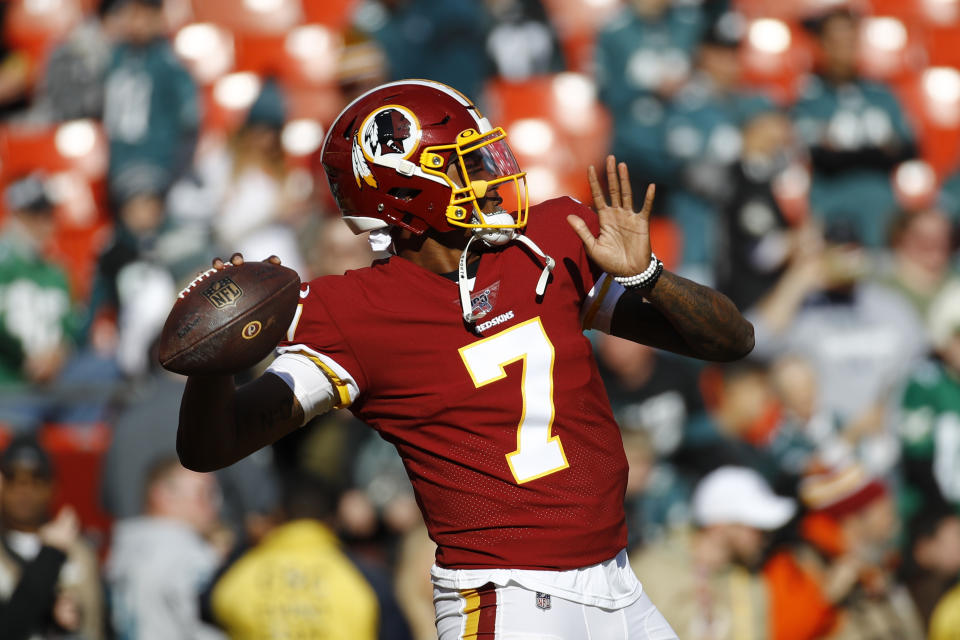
left=212, top=253, right=245, bottom=270
left=605, top=155, right=621, bottom=209
left=264, top=255, right=282, bottom=265
left=639, top=184, right=656, bottom=220
left=618, top=162, right=633, bottom=212
left=588, top=164, right=606, bottom=211
left=566, top=215, right=597, bottom=252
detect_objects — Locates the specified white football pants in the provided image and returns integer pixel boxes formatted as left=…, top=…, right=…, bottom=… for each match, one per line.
left=434, top=583, right=679, bottom=640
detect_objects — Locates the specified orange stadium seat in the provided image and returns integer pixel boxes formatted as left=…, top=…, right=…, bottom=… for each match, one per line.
left=483, top=74, right=611, bottom=207
left=857, top=15, right=926, bottom=84
left=300, top=0, right=360, bottom=31
left=172, top=22, right=237, bottom=86
left=0, top=122, right=110, bottom=301
left=924, top=23, right=960, bottom=68
left=189, top=0, right=302, bottom=35
left=41, top=423, right=114, bottom=552
left=893, top=70, right=960, bottom=177
left=233, top=25, right=341, bottom=88
left=199, top=27, right=348, bottom=134
left=740, top=18, right=815, bottom=105
left=865, top=0, right=919, bottom=20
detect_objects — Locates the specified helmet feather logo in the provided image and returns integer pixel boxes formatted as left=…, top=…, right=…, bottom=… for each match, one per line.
left=352, top=105, right=421, bottom=190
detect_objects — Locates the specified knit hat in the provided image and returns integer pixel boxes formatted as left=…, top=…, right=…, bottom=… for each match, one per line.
left=245, top=78, right=287, bottom=130
left=799, top=462, right=887, bottom=520
left=0, top=434, right=54, bottom=479
left=4, top=173, right=54, bottom=214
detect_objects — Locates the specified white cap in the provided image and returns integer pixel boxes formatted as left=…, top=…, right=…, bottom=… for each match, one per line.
left=692, top=466, right=796, bottom=530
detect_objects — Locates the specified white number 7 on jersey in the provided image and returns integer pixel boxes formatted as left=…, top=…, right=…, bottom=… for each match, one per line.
left=459, top=317, right=569, bottom=484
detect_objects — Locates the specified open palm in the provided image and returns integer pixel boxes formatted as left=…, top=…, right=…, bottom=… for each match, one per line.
left=566, top=155, right=655, bottom=277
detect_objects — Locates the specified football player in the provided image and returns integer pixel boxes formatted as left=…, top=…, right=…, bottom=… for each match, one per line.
left=176, top=80, right=754, bottom=639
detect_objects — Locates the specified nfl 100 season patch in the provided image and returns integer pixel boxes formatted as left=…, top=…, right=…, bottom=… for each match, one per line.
left=470, top=281, right=500, bottom=319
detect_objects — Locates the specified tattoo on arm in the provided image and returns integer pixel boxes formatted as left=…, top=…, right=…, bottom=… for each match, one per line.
left=611, top=271, right=754, bottom=361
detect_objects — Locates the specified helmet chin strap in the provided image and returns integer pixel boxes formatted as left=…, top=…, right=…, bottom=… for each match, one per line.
left=458, top=211, right=556, bottom=324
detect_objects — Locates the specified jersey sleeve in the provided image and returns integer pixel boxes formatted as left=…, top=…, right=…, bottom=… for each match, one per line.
left=557, top=197, right=626, bottom=334
left=270, top=280, right=367, bottom=419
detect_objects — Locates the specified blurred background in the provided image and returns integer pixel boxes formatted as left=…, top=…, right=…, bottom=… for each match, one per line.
left=0, top=0, right=960, bottom=638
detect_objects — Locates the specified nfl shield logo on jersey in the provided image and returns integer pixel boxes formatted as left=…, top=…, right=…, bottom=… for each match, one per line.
left=535, top=592, right=551, bottom=610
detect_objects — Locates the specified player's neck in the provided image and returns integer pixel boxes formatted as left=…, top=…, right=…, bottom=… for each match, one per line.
left=394, top=227, right=473, bottom=275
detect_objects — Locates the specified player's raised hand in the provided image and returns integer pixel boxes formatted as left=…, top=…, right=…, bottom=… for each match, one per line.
left=566, top=155, right=655, bottom=277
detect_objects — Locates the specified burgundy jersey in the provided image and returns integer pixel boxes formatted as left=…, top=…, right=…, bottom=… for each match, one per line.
left=278, top=197, right=629, bottom=570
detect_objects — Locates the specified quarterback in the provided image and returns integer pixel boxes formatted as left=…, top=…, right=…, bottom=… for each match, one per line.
left=177, top=80, right=754, bottom=639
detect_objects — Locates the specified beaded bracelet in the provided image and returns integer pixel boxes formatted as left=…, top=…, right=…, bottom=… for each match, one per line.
left=613, top=253, right=663, bottom=290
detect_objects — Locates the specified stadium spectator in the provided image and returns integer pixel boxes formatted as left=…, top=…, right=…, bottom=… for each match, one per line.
left=898, top=280, right=960, bottom=521
left=593, top=332, right=702, bottom=544
left=484, top=0, right=564, bottom=80
left=875, top=208, right=958, bottom=321
left=899, top=504, right=960, bottom=631
left=168, top=79, right=308, bottom=276
left=747, top=225, right=926, bottom=474
left=28, top=0, right=123, bottom=123
left=792, top=7, right=916, bottom=248
left=662, top=11, right=775, bottom=284
left=681, top=361, right=789, bottom=488
left=393, top=524, right=438, bottom=640
left=106, top=456, right=226, bottom=640
left=84, top=168, right=178, bottom=377
left=353, top=0, right=491, bottom=101
left=929, top=576, right=960, bottom=640
left=768, top=354, right=848, bottom=475
left=0, top=435, right=104, bottom=639
left=594, top=0, right=705, bottom=188
left=102, top=0, right=199, bottom=210
left=764, top=462, right=923, bottom=640
left=101, top=366, right=278, bottom=542
left=336, top=28, right=390, bottom=103
left=0, top=175, right=75, bottom=430
left=715, top=110, right=801, bottom=311
left=631, top=466, right=796, bottom=640
left=0, top=485, right=82, bottom=640
left=202, top=471, right=411, bottom=640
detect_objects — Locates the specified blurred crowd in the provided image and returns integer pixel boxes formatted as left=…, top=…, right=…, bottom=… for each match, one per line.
left=0, top=0, right=959, bottom=638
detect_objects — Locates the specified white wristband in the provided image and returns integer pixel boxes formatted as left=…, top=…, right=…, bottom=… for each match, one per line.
left=612, top=253, right=662, bottom=289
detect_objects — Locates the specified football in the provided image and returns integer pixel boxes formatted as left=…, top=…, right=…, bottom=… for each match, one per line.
left=158, top=261, right=301, bottom=375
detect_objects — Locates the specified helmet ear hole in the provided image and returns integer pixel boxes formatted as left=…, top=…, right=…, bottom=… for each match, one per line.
left=387, top=187, right=421, bottom=202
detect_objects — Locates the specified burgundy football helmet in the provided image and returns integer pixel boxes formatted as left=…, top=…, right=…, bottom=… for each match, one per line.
left=320, top=79, right=529, bottom=236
